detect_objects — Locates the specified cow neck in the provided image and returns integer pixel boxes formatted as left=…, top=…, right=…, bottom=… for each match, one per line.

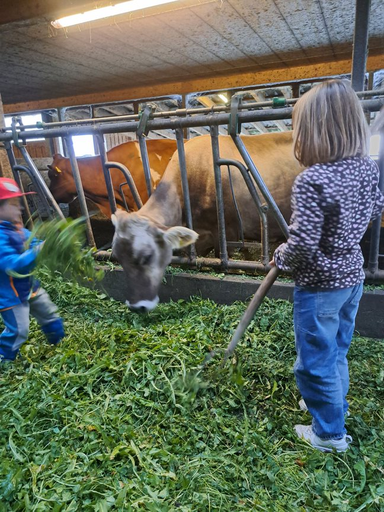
left=138, top=173, right=182, bottom=228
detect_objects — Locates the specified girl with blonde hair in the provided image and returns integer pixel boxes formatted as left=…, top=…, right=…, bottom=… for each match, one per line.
left=273, top=79, right=384, bottom=452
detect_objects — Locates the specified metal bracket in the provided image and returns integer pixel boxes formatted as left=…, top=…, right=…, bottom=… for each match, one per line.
left=11, top=117, right=21, bottom=148
left=137, top=105, right=153, bottom=137
left=228, top=95, right=242, bottom=136
left=11, top=116, right=28, bottom=148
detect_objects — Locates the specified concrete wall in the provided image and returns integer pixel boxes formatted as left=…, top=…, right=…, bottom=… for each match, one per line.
left=99, top=269, right=384, bottom=339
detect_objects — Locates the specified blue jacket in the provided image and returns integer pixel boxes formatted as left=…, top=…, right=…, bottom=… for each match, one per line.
left=0, top=222, right=40, bottom=310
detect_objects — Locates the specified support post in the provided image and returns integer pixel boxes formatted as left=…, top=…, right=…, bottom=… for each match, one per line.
left=351, top=0, right=371, bottom=92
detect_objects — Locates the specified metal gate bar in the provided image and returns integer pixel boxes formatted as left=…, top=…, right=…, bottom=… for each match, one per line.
left=17, top=146, right=65, bottom=220
left=231, top=134, right=289, bottom=240
left=4, top=141, right=34, bottom=225
left=64, top=136, right=96, bottom=247
left=137, top=135, right=153, bottom=199
left=217, top=158, right=270, bottom=266
left=175, top=127, right=196, bottom=260
left=94, top=133, right=117, bottom=215
left=107, top=162, right=143, bottom=210
left=210, top=125, right=229, bottom=269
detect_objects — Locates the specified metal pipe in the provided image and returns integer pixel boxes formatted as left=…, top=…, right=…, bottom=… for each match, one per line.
left=2, top=99, right=384, bottom=143
left=94, top=133, right=117, bottom=215
left=18, top=146, right=65, bottom=219
left=94, top=251, right=270, bottom=272
left=4, top=142, right=33, bottom=226
left=105, top=162, right=143, bottom=210
left=93, top=251, right=384, bottom=282
left=218, top=158, right=270, bottom=266
left=231, top=134, right=289, bottom=239
left=137, top=135, right=152, bottom=198
left=351, top=0, right=371, bottom=92
left=175, top=127, right=196, bottom=260
left=7, top=90, right=384, bottom=132
left=64, top=137, right=96, bottom=247
left=210, top=125, right=229, bottom=268
left=13, top=165, right=54, bottom=220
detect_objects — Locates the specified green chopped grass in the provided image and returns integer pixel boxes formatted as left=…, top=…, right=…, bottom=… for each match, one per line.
left=0, top=274, right=383, bottom=511
left=14, top=218, right=104, bottom=284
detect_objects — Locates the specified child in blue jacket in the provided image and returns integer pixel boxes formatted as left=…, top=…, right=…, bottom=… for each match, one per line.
left=0, top=178, right=64, bottom=362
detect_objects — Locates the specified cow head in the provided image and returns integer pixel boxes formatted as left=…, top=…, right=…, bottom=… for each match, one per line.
left=47, top=154, right=77, bottom=203
left=111, top=209, right=198, bottom=312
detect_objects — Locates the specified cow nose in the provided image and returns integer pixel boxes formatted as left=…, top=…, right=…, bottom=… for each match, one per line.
left=125, top=296, right=159, bottom=313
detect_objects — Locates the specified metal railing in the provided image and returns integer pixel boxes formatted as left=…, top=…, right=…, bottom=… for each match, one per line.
left=1, top=95, right=383, bottom=281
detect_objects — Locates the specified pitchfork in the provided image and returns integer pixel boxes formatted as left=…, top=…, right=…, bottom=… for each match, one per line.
left=202, top=265, right=280, bottom=367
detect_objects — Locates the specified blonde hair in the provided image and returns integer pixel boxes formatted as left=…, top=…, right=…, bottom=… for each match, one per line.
left=292, top=79, right=370, bottom=167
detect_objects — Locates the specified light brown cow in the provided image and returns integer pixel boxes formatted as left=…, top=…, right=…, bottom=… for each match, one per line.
left=112, top=131, right=303, bottom=312
left=47, top=139, right=178, bottom=217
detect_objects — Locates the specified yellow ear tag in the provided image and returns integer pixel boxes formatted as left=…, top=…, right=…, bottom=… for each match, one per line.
left=55, top=166, right=62, bottom=173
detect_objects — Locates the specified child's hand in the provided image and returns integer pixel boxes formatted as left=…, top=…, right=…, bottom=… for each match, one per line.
left=35, top=241, right=45, bottom=253
left=269, top=259, right=276, bottom=267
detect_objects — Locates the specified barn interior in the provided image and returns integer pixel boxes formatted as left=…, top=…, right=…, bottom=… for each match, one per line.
left=1, top=4, right=384, bottom=506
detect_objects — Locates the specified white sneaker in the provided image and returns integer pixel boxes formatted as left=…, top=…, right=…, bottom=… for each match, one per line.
left=294, top=424, right=352, bottom=453
left=299, top=398, right=308, bottom=412
left=298, top=399, right=350, bottom=417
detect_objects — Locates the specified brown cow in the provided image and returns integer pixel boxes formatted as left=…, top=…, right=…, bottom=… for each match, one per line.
left=47, top=139, right=178, bottom=217
left=111, top=131, right=303, bottom=312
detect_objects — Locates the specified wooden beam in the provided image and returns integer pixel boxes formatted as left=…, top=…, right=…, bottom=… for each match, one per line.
left=4, top=53, right=384, bottom=114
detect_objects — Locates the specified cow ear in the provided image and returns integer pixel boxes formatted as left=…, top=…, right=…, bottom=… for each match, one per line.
left=164, top=226, right=198, bottom=249
left=111, top=208, right=126, bottom=227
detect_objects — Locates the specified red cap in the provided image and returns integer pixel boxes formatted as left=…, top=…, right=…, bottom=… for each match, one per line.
left=0, top=178, right=36, bottom=201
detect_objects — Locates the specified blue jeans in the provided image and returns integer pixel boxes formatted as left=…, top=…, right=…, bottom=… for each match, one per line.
left=293, top=282, right=363, bottom=440
left=0, top=288, right=64, bottom=361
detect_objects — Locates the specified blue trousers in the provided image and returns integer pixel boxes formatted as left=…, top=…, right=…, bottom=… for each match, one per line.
left=293, top=282, right=363, bottom=440
left=0, top=288, right=64, bottom=361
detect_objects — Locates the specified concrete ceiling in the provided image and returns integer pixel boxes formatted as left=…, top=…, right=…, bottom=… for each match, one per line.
left=0, top=0, right=383, bottom=112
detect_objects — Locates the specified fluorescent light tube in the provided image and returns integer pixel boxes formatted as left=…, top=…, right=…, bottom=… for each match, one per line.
left=52, top=0, right=180, bottom=28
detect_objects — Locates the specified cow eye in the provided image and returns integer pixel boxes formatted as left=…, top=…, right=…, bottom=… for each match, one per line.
left=141, top=254, right=153, bottom=265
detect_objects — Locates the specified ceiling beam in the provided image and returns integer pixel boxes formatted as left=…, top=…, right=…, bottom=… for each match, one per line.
left=190, top=127, right=209, bottom=136
left=4, top=53, right=384, bottom=114
left=274, top=120, right=289, bottom=132
left=252, top=123, right=269, bottom=134
left=196, top=96, right=217, bottom=108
